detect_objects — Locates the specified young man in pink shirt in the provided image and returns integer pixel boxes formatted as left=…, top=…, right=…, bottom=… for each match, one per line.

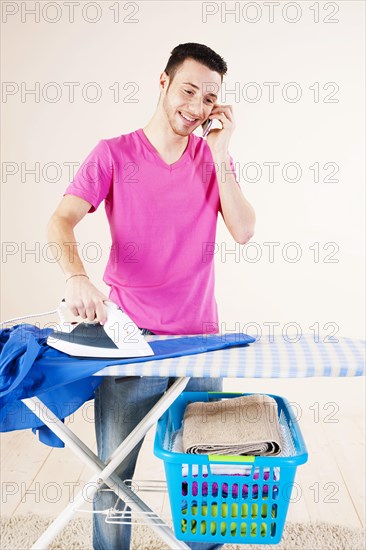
left=47, top=43, right=255, bottom=550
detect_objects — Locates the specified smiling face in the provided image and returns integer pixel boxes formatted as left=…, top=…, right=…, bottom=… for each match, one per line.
left=159, top=58, right=222, bottom=137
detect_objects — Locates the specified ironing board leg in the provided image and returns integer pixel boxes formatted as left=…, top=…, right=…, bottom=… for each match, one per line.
left=22, top=376, right=191, bottom=550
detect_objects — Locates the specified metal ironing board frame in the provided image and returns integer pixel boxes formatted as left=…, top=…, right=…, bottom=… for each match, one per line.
left=22, top=376, right=192, bottom=550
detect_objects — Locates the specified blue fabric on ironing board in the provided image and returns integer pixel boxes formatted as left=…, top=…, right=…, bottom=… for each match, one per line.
left=0, top=324, right=255, bottom=447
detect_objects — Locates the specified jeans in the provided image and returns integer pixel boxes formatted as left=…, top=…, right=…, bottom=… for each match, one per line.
left=93, top=328, right=223, bottom=550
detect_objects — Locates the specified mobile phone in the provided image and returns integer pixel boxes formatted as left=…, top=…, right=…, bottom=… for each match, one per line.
left=202, top=119, right=213, bottom=137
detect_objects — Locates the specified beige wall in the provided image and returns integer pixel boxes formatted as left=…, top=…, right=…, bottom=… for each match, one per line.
left=1, top=2, right=365, bottom=410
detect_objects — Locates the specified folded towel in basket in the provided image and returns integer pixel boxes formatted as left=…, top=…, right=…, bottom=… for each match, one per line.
left=182, top=394, right=282, bottom=456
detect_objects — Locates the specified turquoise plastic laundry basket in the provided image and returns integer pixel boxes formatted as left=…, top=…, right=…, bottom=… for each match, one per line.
left=154, top=392, right=308, bottom=545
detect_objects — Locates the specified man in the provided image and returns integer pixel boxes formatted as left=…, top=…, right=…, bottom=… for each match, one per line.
left=47, top=43, right=255, bottom=550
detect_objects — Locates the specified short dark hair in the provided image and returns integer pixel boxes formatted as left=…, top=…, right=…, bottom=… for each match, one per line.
left=163, top=43, right=228, bottom=85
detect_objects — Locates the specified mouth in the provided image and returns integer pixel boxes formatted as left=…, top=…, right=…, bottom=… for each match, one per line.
left=178, top=111, right=199, bottom=126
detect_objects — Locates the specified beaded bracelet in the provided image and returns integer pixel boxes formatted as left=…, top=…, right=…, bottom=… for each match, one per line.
left=65, top=273, right=89, bottom=283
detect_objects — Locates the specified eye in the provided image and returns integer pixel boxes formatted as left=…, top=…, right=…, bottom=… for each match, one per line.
left=184, top=89, right=193, bottom=94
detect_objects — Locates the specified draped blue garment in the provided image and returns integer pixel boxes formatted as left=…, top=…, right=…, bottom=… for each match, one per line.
left=0, top=324, right=254, bottom=447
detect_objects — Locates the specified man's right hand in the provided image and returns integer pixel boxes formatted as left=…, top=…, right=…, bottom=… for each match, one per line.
left=65, top=276, right=110, bottom=324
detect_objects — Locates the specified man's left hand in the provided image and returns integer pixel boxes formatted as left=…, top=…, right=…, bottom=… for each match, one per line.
left=205, top=104, right=236, bottom=157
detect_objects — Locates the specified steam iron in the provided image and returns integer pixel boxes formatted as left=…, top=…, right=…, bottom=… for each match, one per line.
left=47, top=300, right=154, bottom=358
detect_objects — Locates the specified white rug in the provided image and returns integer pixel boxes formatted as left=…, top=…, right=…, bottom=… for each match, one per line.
left=1, top=515, right=365, bottom=549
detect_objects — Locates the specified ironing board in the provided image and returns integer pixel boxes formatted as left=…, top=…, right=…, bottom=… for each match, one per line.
left=10, top=332, right=366, bottom=548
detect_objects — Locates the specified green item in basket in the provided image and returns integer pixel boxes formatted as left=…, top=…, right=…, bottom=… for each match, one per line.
left=181, top=503, right=273, bottom=536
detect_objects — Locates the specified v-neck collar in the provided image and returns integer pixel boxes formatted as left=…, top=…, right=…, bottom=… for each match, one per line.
left=136, top=128, right=192, bottom=171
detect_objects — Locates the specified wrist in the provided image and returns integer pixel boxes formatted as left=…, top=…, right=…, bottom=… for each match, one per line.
left=65, top=273, right=89, bottom=283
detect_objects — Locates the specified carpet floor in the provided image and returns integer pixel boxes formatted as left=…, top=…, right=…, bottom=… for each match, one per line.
left=1, top=515, right=365, bottom=549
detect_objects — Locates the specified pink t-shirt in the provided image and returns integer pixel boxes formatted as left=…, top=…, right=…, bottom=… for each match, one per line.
left=63, top=128, right=238, bottom=335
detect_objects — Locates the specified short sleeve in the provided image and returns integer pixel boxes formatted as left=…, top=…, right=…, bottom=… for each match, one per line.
left=63, top=139, right=113, bottom=213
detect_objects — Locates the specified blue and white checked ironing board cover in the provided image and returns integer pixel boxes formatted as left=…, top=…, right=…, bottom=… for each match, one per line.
left=95, top=333, right=365, bottom=378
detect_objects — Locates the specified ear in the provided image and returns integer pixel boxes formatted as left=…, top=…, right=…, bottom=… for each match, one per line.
left=159, top=71, right=169, bottom=93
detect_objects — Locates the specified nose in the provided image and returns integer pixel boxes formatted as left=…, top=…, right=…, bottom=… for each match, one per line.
left=186, top=96, right=206, bottom=119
